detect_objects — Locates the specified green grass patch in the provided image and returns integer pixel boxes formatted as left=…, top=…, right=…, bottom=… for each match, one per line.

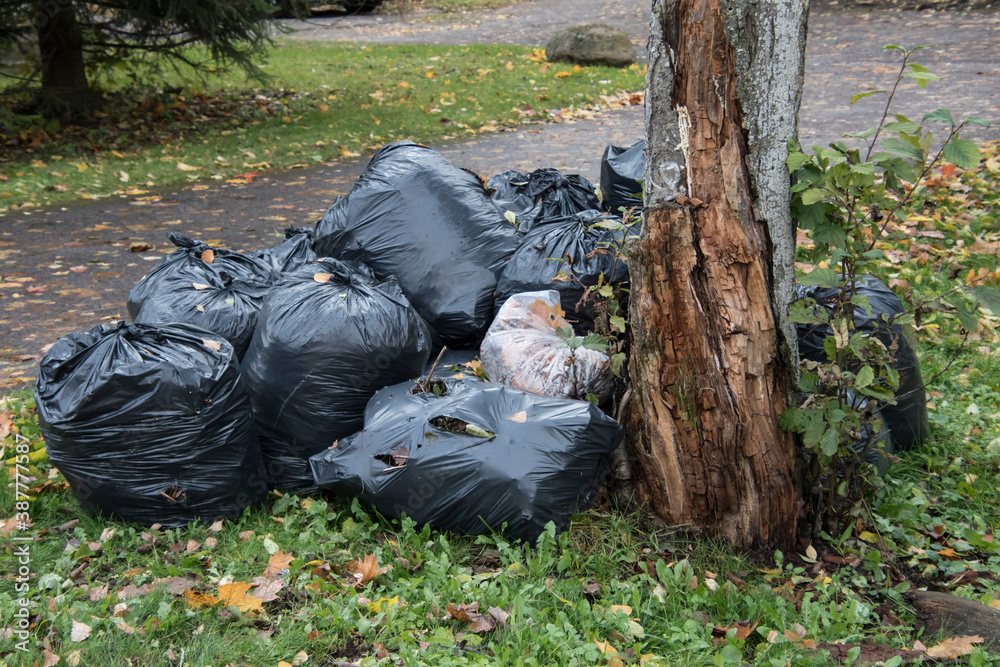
left=0, top=41, right=644, bottom=213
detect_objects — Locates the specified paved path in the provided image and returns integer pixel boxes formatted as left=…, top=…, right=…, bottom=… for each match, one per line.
left=2, top=2, right=998, bottom=389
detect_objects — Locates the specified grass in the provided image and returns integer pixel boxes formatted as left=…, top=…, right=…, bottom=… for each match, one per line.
left=2, top=337, right=999, bottom=666
left=0, top=41, right=645, bottom=213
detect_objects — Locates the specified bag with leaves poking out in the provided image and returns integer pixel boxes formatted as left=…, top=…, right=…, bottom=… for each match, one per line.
left=309, top=376, right=623, bottom=541
left=480, top=290, right=614, bottom=402
left=494, top=210, right=630, bottom=333
left=35, top=322, right=267, bottom=528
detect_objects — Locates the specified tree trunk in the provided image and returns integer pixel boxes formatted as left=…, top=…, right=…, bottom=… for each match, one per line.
left=626, top=0, right=808, bottom=550
left=35, top=0, right=92, bottom=117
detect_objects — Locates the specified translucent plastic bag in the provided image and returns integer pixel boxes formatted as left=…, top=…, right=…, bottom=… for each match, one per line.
left=481, top=290, right=614, bottom=401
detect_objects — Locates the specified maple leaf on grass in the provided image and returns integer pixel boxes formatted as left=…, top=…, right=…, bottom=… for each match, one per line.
left=345, top=554, right=388, bottom=587
left=218, top=582, right=264, bottom=614
left=263, top=549, right=295, bottom=579
left=183, top=590, right=219, bottom=609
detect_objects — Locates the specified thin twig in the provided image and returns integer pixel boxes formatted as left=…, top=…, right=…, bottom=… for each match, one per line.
left=420, top=346, right=448, bottom=393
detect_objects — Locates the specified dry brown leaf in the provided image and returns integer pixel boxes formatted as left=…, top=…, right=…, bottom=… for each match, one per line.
left=70, top=620, right=91, bottom=642
left=926, top=635, right=984, bottom=658
left=506, top=411, right=527, bottom=423
left=447, top=602, right=480, bottom=622
left=204, top=537, right=218, bottom=549
left=177, top=162, right=201, bottom=172
left=251, top=577, right=286, bottom=603
left=0, top=411, right=11, bottom=439
left=192, top=282, right=210, bottom=291
left=594, top=640, right=624, bottom=667
left=201, top=249, right=215, bottom=264
left=313, top=272, right=332, bottom=283
left=43, top=648, right=60, bottom=666
left=218, top=582, right=263, bottom=613
left=89, top=585, right=109, bottom=602
left=208, top=520, right=224, bottom=532
left=183, top=590, right=219, bottom=609
left=345, top=554, right=387, bottom=587
left=264, top=550, right=295, bottom=579
left=202, top=339, right=222, bottom=352
left=291, top=650, right=309, bottom=666
left=186, top=539, right=202, bottom=553
left=713, top=620, right=758, bottom=640
left=111, top=617, right=137, bottom=634
left=238, top=530, right=254, bottom=542
left=0, top=516, right=23, bottom=535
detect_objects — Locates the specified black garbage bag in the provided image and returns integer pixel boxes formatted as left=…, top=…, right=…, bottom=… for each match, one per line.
left=242, top=258, right=433, bottom=492
left=309, top=377, right=623, bottom=541
left=313, top=141, right=519, bottom=347
left=795, top=275, right=929, bottom=451
left=423, top=348, right=482, bottom=381
left=128, top=233, right=276, bottom=358
left=487, top=168, right=601, bottom=234
left=253, top=227, right=318, bottom=274
left=35, top=322, right=267, bottom=528
left=600, top=140, right=645, bottom=215
left=495, top=210, right=630, bottom=332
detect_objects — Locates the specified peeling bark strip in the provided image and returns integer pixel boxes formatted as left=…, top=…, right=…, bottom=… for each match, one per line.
left=628, top=0, right=802, bottom=549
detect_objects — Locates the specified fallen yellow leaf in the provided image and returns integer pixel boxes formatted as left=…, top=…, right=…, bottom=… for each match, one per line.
left=218, top=582, right=263, bottom=614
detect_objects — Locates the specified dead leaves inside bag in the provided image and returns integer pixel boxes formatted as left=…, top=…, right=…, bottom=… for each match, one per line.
left=313, top=141, right=519, bottom=347
left=128, top=232, right=276, bottom=358
left=494, top=210, right=630, bottom=333
left=242, top=259, right=432, bottom=493
left=309, top=377, right=623, bottom=542
left=34, top=322, right=267, bottom=528
left=481, top=290, right=614, bottom=402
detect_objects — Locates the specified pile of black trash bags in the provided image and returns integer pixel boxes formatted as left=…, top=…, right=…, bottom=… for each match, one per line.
left=35, top=140, right=640, bottom=540
left=35, top=138, right=927, bottom=539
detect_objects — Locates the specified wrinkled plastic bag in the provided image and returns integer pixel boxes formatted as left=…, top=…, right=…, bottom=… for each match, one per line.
left=795, top=275, right=929, bottom=451
left=252, top=226, right=317, bottom=274
left=313, top=141, right=519, bottom=347
left=495, top=210, right=630, bottom=332
left=35, top=322, right=267, bottom=527
left=242, top=258, right=432, bottom=492
left=309, top=376, right=623, bottom=541
left=481, top=291, right=614, bottom=402
left=600, top=140, right=645, bottom=214
left=128, top=232, right=276, bottom=358
left=487, top=168, right=601, bottom=233
left=423, top=348, right=482, bottom=381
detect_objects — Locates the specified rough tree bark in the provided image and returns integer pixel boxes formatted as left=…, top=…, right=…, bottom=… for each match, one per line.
left=626, top=0, right=808, bottom=549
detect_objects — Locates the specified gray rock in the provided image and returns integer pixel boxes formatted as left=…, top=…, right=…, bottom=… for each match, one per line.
left=545, top=24, right=636, bottom=68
